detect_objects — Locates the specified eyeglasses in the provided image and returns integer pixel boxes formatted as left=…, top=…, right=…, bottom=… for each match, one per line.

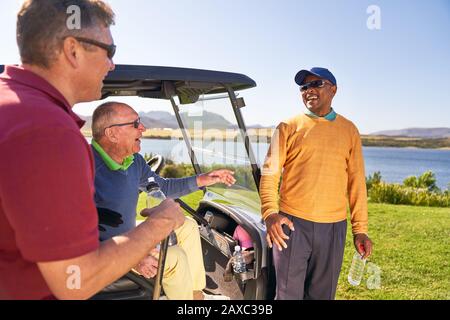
left=74, top=37, right=116, bottom=59
left=300, top=79, right=332, bottom=92
left=105, top=118, right=141, bottom=130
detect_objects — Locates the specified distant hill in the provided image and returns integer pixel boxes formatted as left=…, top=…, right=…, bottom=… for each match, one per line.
left=140, top=110, right=236, bottom=129
left=138, top=111, right=178, bottom=128
left=370, top=128, right=450, bottom=138
left=179, top=111, right=235, bottom=129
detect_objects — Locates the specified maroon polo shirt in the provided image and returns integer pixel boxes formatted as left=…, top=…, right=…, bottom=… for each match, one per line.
left=0, top=66, right=99, bottom=300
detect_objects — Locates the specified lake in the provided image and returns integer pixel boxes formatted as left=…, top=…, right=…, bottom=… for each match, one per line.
left=363, top=147, right=450, bottom=189
left=88, top=138, right=450, bottom=189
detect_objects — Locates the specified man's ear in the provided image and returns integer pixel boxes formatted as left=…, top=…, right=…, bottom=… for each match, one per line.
left=331, top=85, right=337, bottom=98
left=104, top=127, right=119, bottom=143
left=62, top=37, right=80, bottom=69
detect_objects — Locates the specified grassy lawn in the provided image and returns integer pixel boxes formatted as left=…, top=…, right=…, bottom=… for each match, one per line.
left=337, top=203, right=450, bottom=300
left=136, top=190, right=204, bottom=220
left=136, top=193, right=450, bottom=300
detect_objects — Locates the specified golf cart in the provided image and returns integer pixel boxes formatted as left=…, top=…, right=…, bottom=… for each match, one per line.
left=1, top=64, right=274, bottom=300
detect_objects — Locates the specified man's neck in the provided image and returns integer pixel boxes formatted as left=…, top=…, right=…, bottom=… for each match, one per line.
left=22, top=64, right=76, bottom=107
left=97, top=141, right=125, bottom=165
left=307, top=106, right=332, bottom=117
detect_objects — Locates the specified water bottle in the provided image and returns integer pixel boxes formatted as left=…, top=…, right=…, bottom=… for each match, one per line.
left=232, top=245, right=246, bottom=274
left=347, top=251, right=367, bottom=286
left=146, top=178, right=177, bottom=246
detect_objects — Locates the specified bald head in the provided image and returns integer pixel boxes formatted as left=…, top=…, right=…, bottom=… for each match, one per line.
left=91, top=101, right=133, bottom=141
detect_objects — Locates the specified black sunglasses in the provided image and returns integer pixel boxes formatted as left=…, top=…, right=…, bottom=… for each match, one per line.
left=300, top=79, right=332, bottom=92
left=106, top=118, right=141, bottom=130
left=74, top=37, right=116, bottom=59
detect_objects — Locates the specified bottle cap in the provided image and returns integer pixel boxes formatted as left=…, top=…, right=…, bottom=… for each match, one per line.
left=234, top=245, right=241, bottom=252
left=146, top=177, right=160, bottom=191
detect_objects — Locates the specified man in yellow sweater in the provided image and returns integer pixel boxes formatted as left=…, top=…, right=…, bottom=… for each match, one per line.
left=260, top=67, right=373, bottom=300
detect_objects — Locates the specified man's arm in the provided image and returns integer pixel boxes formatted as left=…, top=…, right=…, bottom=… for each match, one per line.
left=347, top=127, right=369, bottom=235
left=347, top=126, right=373, bottom=259
left=158, top=169, right=236, bottom=196
left=260, top=123, right=294, bottom=251
left=38, top=199, right=184, bottom=300
left=138, top=155, right=198, bottom=198
left=139, top=155, right=235, bottom=198
left=260, top=123, right=288, bottom=220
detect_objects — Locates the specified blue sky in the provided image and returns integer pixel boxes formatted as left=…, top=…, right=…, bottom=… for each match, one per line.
left=1, top=0, right=449, bottom=134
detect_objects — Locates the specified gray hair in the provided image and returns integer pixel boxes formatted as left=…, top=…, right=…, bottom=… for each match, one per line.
left=91, top=101, right=124, bottom=141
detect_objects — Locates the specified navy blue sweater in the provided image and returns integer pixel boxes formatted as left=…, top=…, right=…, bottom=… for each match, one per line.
left=92, top=146, right=199, bottom=240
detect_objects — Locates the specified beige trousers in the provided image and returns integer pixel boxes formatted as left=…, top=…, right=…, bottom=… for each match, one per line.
left=152, top=216, right=206, bottom=300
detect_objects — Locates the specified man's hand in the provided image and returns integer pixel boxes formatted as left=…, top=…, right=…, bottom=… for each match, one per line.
left=197, top=169, right=236, bottom=187
left=140, top=199, right=185, bottom=234
left=354, top=233, right=373, bottom=259
left=265, top=213, right=295, bottom=251
left=38, top=204, right=182, bottom=300
left=134, top=255, right=158, bottom=279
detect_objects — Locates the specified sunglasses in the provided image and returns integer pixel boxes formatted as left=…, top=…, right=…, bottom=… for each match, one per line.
left=106, top=118, right=141, bottom=130
left=300, top=79, right=332, bottom=92
left=74, top=37, right=116, bottom=59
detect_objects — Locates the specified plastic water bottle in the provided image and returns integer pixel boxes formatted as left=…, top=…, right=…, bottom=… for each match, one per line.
left=232, top=245, right=246, bottom=274
left=347, top=251, right=367, bottom=286
left=146, top=178, right=177, bottom=246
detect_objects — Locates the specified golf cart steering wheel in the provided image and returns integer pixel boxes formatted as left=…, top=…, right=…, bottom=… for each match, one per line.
left=147, top=154, right=165, bottom=174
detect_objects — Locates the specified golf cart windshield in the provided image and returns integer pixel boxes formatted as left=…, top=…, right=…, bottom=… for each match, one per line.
left=174, top=94, right=262, bottom=215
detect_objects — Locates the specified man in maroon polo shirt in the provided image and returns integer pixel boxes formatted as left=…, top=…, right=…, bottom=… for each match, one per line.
left=0, top=0, right=184, bottom=300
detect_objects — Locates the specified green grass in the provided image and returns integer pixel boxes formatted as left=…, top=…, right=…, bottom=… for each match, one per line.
left=136, top=190, right=204, bottom=220
left=136, top=193, right=450, bottom=300
left=336, top=203, right=450, bottom=300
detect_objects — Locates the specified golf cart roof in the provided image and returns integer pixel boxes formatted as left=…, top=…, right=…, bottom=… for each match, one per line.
left=102, top=65, right=256, bottom=103
left=0, top=64, right=256, bottom=104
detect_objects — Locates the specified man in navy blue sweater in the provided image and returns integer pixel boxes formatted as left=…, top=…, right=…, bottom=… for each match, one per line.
left=91, top=101, right=235, bottom=300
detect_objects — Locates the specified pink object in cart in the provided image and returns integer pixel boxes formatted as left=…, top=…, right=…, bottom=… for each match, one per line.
left=233, top=225, right=253, bottom=250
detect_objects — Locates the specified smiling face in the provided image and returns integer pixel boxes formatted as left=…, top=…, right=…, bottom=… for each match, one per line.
left=301, top=74, right=337, bottom=116
left=105, top=104, right=147, bottom=161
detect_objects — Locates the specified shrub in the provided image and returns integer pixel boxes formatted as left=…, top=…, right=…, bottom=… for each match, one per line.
left=366, top=171, right=382, bottom=192
left=367, top=171, right=449, bottom=207
left=403, top=170, right=439, bottom=192
left=160, top=164, right=195, bottom=178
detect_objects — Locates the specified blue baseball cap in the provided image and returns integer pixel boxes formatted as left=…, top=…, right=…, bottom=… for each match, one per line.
left=295, top=67, right=337, bottom=86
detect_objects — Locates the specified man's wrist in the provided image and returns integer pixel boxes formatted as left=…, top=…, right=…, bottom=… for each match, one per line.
left=263, top=211, right=278, bottom=222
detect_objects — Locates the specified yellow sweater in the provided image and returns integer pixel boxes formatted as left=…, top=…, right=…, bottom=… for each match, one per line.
left=260, top=113, right=368, bottom=235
